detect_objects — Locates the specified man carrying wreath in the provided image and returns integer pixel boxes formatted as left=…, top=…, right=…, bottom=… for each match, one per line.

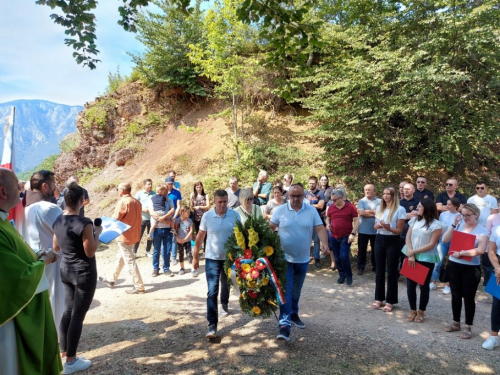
left=193, top=190, right=241, bottom=339
left=270, top=184, right=329, bottom=341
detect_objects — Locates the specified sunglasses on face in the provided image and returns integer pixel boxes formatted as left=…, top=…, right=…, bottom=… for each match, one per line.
left=476, top=187, right=485, bottom=190
left=446, top=183, right=454, bottom=186
left=417, top=181, right=425, bottom=184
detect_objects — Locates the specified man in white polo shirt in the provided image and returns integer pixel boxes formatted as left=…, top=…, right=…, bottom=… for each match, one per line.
left=270, top=184, right=329, bottom=341
left=193, top=190, right=241, bottom=339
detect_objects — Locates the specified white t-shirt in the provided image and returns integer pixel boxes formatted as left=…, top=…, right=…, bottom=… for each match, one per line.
left=375, top=206, right=406, bottom=235
left=439, top=211, right=461, bottom=230
left=408, top=217, right=442, bottom=261
left=467, top=194, right=498, bottom=227
left=489, top=225, right=500, bottom=256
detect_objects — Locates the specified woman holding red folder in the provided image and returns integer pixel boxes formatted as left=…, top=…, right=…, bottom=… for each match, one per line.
left=404, top=200, right=442, bottom=323
left=442, top=203, right=488, bottom=339
left=482, top=226, right=500, bottom=350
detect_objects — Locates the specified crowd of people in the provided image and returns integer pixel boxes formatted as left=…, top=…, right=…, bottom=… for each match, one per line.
left=2, top=167, right=500, bottom=375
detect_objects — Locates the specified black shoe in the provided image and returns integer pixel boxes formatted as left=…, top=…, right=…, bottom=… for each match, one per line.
left=152, top=270, right=159, bottom=277
left=357, top=269, right=364, bottom=276
left=206, top=324, right=217, bottom=339
left=314, top=260, right=321, bottom=269
left=346, top=276, right=353, bottom=286
left=337, top=276, right=346, bottom=284
left=276, top=325, right=291, bottom=341
left=99, top=277, right=114, bottom=289
left=125, top=288, right=145, bottom=294
left=291, top=314, right=306, bottom=329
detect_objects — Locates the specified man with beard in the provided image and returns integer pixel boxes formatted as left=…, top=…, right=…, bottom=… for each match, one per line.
left=19, top=170, right=64, bottom=337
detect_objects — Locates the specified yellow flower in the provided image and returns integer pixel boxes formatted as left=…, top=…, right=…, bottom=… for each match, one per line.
left=252, top=306, right=261, bottom=315
left=229, top=253, right=234, bottom=261
left=267, top=300, right=277, bottom=306
left=247, top=280, right=256, bottom=287
left=236, top=277, right=241, bottom=284
left=246, top=273, right=253, bottom=281
left=242, top=263, right=251, bottom=272
left=247, top=228, right=260, bottom=248
left=227, top=268, right=232, bottom=279
left=264, top=246, right=274, bottom=256
left=262, top=278, right=269, bottom=286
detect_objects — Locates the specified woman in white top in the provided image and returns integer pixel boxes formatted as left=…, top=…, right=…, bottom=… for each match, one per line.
left=263, top=184, right=286, bottom=221
left=234, top=187, right=263, bottom=225
left=283, top=174, right=294, bottom=192
left=372, top=186, right=406, bottom=312
left=482, top=225, right=500, bottom=350
left=442, top=203, right=488, bottom=339
left=404, top=199, right=442, bottom=323
left=430, top=197, right=461, bottom=293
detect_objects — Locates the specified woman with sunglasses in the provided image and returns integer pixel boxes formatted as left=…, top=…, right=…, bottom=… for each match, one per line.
left=442, top=203, right=488, bottom=339
left=403, top=199, right=442, bottom=323
left=372, top=186, right=406, bottom=312
left=235, top=187, right=263, bottom=225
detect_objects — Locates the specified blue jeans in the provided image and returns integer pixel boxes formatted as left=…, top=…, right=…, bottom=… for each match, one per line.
left=312, top=230, right=320, bottom=261
left=152, top=228, right=172, bottom=272
left=279, top=262, right=309, bottom=327
left=205, top=259, right=229, bottom=326
left=431, top=239, right=450, bottom=281
left=330, top=235, right=352, bottom=277
left=171, top=235, right=177, bottom=259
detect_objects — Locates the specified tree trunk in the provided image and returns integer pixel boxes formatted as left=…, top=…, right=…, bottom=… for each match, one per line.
left=232, top=93, right=239, bottom=162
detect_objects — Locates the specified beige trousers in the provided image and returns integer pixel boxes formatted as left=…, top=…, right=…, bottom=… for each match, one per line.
left=111, top=242, right=145, bottom=291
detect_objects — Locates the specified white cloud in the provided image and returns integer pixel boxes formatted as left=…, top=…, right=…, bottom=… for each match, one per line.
left=0, top=0, right=146, bottom=105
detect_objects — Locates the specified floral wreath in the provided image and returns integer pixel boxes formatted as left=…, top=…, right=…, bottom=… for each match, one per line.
left=224, top=216, right=287, bottom=318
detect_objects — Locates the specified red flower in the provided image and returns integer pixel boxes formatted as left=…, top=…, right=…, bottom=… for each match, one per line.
left=243, top=249, right=253, bottom=259
left=248, top=290, right=258, bottom=299
left=234, top=258, right=241, bottom=269
left=239, top=270, right=247, bottom=279
left=255, top=260, right=266, bottom=271
left=249, top=268, right=260, bottom=280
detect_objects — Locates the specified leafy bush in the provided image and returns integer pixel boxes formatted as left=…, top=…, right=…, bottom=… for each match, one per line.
left=82, top=99, right=116, bottom=131
left=59, top=133, right=81, bottom=153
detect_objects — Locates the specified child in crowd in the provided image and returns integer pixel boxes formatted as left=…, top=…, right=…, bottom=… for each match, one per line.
left=148, top=185, right=172, bottom=240
left=175, top=206, right=194, bottom=275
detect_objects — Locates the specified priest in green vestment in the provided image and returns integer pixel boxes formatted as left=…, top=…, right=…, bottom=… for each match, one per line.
left=0, top=167, right=63, bottom=375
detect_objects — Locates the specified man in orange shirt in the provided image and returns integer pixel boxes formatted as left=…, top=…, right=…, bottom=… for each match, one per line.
left=100, top=182, right=145, bottom=294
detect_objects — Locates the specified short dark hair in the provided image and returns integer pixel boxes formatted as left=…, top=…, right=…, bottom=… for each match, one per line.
left=64, top=181, right=83, bottom=209
left=449, top=197, right=461, bottom=209
left=308, top=176, right=318, bottom=183
left=30, top=170, right=55, bottom=191
left=214, top=189, right=228, bottom=199
left=143, top=178, right=152, bottom=185
left=476, top=181, right=487, bottom=186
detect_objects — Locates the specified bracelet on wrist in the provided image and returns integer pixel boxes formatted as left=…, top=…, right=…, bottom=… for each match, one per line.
left=451, top=224, right=457, bottom=229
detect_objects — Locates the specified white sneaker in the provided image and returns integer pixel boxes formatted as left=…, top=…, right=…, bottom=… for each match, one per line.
left=172, top=259, right=178, bottom=265
left=482, top=336, right=499, bottom=350
left=178, top=269, right=185, bottom=275
left=192, top=269, right=198, bottom=277
left=62, top=358, right=92, bottom=374
left=429, top=282, right=436, bottom=290
left=442, top=285, right=451, bottom=295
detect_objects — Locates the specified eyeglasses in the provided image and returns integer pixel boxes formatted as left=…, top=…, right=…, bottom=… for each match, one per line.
left=332, top=198, right=341, bottom=202
left=446, top=183, right=454, bottom=186
left=290, top=194, right=304, bottom=199
left=417, top=181, right=425, bottom=184
left=476, top=187, right=485, bottom=190
left=462, top=213, right=477, bottom=218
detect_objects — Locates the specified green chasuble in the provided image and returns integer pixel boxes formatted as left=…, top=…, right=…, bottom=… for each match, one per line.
left=0, top=217, right=63, bottom=375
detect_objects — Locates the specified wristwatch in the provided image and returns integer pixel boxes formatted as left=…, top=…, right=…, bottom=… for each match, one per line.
left=351, top=232, right=356, bottom=236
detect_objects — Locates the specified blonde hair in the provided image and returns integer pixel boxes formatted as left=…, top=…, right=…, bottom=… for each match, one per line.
left=377, top=186, right=400, bottom=223
left=239, top=188, right=254, bottom=206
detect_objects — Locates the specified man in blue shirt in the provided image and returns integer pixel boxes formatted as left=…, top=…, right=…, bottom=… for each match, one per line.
left=357, top=184, right=380, bottom=275
left=253, top=170, right=272, bottom=205
left=165, top=176, right=182, bottom=264
left=304, top=176, right=325, bottom=268
left=270, top=185, right=329, bottom=341
left=193, top=190, right=241, bottom=339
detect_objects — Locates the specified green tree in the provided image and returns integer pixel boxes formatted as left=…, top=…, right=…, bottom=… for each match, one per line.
left=188, top=0, right=259, bottom=161
left=131, top=0, right=206, bottom=95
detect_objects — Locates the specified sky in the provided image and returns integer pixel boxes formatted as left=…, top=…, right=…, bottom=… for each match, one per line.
left=0, top=1, right=150, bottom=106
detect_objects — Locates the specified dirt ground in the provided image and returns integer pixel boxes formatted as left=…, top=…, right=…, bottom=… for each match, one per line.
left=74, top=239, right=500, bottom=375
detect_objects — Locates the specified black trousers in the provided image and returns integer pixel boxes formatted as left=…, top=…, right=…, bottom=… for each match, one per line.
left=60, top=267, right=97, bottom=357
left=447, top=261, right=481, bottom=325
left=357, top=233, right=376, bottom=271
left=134, top=219, right=152, bottom=254
left=374, top=234, right=400, bottom=304
left=406, top=260, right=435, bottom=311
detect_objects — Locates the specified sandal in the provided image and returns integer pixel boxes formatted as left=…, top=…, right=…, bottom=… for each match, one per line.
left=330, top=266, right=337, bottom=271
left=372, top=301, right=382, bottom=310
left=415, top=310, right=425, bottom=323
left=460, top=326, right=472, bottom=339
left=383, top=303, right=393, bottom=312
left=407, top=310, right=417, bottom=322
left=444, top=322, right=461, bottom=332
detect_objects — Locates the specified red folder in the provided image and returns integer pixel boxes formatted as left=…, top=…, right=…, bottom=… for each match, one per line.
left=400, top=258, right=430, bottom=286
left=449, top=230, right=474, bottom=261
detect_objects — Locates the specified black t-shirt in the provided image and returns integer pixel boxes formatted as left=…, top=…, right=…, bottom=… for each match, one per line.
left=399, top=197, right=419, bottom=238
left=53, top=214, right=95, bottom=272
left=414, top=188, right=434, bottom=202
left=435, top=191, right=467, bottom=205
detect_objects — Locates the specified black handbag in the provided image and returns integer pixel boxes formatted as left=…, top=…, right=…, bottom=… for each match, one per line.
left=439, top=255, right=450, bottom=283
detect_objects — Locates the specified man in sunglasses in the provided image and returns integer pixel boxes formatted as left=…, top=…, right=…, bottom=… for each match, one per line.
left=414, top=176, right=434, bottom=202
left=467, top=181, right=498, bottom=226
left=435, top=178, right=467, bottom=213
